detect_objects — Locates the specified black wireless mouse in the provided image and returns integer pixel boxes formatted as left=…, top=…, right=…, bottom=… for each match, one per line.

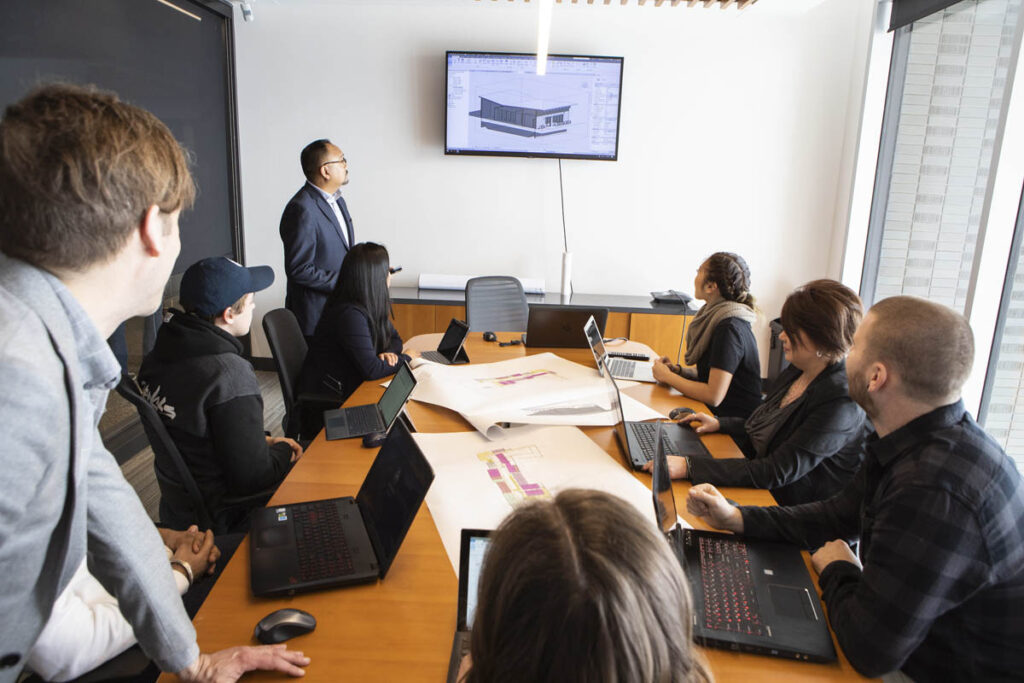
left=254, top=608, right=317, bottom=644
left=669, top=406, right=696, bottom=420
left=482, top=331, right=497, bottom=342
left=362, top=430, right=387, bottom=448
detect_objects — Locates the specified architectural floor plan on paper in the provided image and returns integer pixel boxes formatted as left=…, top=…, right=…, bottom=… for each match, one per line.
left=477, top=445, right=551, bottom=507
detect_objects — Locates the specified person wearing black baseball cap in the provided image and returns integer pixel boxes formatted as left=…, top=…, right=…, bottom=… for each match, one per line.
left=139, top=257, right=303, bottom=533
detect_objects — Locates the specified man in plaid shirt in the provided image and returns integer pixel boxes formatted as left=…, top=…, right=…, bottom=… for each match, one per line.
left=687, top=296, right=1024, bottom=681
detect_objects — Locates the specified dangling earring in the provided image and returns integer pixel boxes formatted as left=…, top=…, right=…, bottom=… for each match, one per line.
left=815, top=350, right=823, bottom=358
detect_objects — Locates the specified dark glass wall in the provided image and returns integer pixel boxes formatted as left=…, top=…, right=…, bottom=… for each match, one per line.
left=0, top=0, right=241, bottom=274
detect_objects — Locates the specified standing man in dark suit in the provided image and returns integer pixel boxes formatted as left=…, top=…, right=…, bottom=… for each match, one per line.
left=279, top=139, right=354, bottom=340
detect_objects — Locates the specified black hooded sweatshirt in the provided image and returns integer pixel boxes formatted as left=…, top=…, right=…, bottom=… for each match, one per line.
left=138, top=310, right=292, bottom=531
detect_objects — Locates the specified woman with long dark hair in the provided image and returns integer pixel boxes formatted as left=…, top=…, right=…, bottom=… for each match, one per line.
left=653, top=252, right=762, bottom=419
left=298, top=242, right=413, bottom=413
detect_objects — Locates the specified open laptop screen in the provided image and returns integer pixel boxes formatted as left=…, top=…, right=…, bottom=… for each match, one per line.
left=584, top=316, right=608, bottom=369
left=651, top=424, right=679, bottom=534
left=356, top=420, right=435, bottom=577
left=600, top=358, right=630, bottom=452
left=378, top=362, right=416, bottom=429
left=436, top=318, right=468, bottom=360
left=465, top=535, right=489, bottom=628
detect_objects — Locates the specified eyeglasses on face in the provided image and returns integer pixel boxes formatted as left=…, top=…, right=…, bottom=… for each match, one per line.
left=322, top=157, right=347, bottom=167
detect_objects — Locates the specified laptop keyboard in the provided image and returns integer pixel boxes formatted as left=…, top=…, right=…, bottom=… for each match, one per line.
left=698, top=536, right=767, bottom=637
left=628, top=422, right=680, bottom=463
left=420, top=350, right=447, bottom=364
left=344, top=404, right=382, bottom=434
left=293, top=501, right=355, bottom=581
left=609, top=357, right=636, bottom=378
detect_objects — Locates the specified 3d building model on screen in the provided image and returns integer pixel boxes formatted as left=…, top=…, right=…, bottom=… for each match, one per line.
left=470, top=90, right=574, bottom=138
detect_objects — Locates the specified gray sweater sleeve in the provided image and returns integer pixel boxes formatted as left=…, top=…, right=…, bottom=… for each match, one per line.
left=85, top=445, right=199, bottom=673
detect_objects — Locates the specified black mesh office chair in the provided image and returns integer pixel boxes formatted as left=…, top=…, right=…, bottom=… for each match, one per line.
left=116, top=373, right=269, bottom=535
left=262, top=308, right=339, bottom=442
left=465, top=276, right=529, bottom=332
left=116, top=373, right=215, bottom=532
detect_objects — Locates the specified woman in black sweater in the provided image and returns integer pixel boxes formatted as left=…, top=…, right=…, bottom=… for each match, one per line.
left=299, top=242, right=414, bottom=422
left=648, top=279, right=869, bottom=506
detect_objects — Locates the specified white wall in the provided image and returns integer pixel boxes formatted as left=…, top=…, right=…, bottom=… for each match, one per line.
left=232, top=0, right=875, bottom=362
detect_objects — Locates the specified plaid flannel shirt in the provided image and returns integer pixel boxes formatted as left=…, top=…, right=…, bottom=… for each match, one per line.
left=741, top=401, right=1024, bottom=681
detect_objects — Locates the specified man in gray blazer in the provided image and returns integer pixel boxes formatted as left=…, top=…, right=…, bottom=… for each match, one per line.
left=0, top=85, right=309, bottom=681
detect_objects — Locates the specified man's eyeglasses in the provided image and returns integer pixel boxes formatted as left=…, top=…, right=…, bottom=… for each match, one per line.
left=321, top=157, right=346, bottom=167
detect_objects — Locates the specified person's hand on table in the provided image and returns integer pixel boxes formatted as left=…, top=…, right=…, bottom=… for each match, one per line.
left=378, top=352, right=399, bottom=366
left=811, top=539, right=860, bottom=575
left=683, top=412, right=719, bottom=434
left=403, top=349, right=420, bottom=359
left=268, top=436, right=304, bottom=463
left=652, top=359, right=678, bottom=384
left=178, top=645, right=310, bottom=682
left=642, top=455, right=689, bottom=479
left=686, top=483, right=744, bottom=533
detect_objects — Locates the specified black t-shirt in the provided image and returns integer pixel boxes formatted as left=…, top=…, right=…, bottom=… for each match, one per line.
left=695, top=316, right=762, bottom=419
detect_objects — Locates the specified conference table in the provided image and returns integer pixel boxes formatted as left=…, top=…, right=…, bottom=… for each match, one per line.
left=162, top=334, right=870, bottom=682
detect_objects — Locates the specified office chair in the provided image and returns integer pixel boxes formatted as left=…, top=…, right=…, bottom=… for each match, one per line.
left=116, top=373, right=268, bottom=535
left=262, top=308, right=339, bottom=442
left=116, top=372, right=214, bottom=532
left=465, top=276, right=529, bottom=332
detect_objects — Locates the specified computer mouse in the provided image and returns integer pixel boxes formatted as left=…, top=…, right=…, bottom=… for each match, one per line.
left=362, top=430, right=387, bottom=448
left=483, top=331, right=497, bottom=342
left=669, top=406, right=696, bottom=420
left=254, top=607, right=317, bottom=644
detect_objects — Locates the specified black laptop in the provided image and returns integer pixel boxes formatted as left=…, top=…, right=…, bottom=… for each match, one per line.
left=249, top=420, right=434, bottom=597
left=445, top=528, right=491, bottom=683
left=648, top=426, right=837, bottom=663
left=323, top=361, right=416, bottom=440
left=603, top=358, right=711, bottom=469
left=421, top=318, right=470, bottom=365
left=522, top=304, right=608, bottom=348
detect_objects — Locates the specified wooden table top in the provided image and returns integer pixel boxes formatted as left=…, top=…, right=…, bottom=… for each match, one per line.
left=161, top=334, right=869, bottom=682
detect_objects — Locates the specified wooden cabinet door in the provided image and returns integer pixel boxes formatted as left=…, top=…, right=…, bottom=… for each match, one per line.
left=628, top=313, right=689, bottom=362
left=392, top=303, right=436, bottom=340
left=434, top=305, right=467, bottom=332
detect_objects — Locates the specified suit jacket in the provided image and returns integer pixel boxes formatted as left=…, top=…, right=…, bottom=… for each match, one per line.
left=0, top=255, right=197, bottom=681
left=279, top=183, right=356, bottom=335
left=689, top=360, right=869, bottom=506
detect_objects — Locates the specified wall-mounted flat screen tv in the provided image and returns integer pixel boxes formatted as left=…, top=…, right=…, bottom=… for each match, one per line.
left=445, top=51, right=623, bottom=161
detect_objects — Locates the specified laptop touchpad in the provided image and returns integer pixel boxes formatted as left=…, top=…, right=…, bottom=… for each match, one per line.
left=768, top=584, right=816, bottom=621
left=255, top=525, right=292, bottom=549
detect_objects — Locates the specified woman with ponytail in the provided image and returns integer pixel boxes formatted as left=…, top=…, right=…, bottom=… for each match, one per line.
left=652, top=252, right=762, bottom=419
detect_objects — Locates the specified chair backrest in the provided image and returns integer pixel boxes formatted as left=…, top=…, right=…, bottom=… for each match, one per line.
left=115, top=373, right=214, bottom=532
left=262, top=308, right=308, bottom=419
left=465, top=276, right=529, bottom=332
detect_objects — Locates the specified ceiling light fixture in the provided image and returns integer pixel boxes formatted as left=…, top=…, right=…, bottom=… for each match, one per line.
left=536, top=0, right=554, bottom=75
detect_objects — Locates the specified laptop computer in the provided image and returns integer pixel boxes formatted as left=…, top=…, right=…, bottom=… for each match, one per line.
left=585, top=315, right=655, bottom=383
left=250, top=419, right=434, bottom=597
left=323, top=361, right=416, bottom=440
left=523, top=305, right=608, bottom=348
left=445, top=528, right=491, bottom=683
left=421, top=318, right=470, bottom=365
left=648, top=427, right=837, bottom=663
left=603, top=358, right=711, bottom=470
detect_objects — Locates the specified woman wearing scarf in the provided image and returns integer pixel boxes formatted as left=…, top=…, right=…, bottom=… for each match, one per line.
left=652, top=252, right=762, bottom=419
